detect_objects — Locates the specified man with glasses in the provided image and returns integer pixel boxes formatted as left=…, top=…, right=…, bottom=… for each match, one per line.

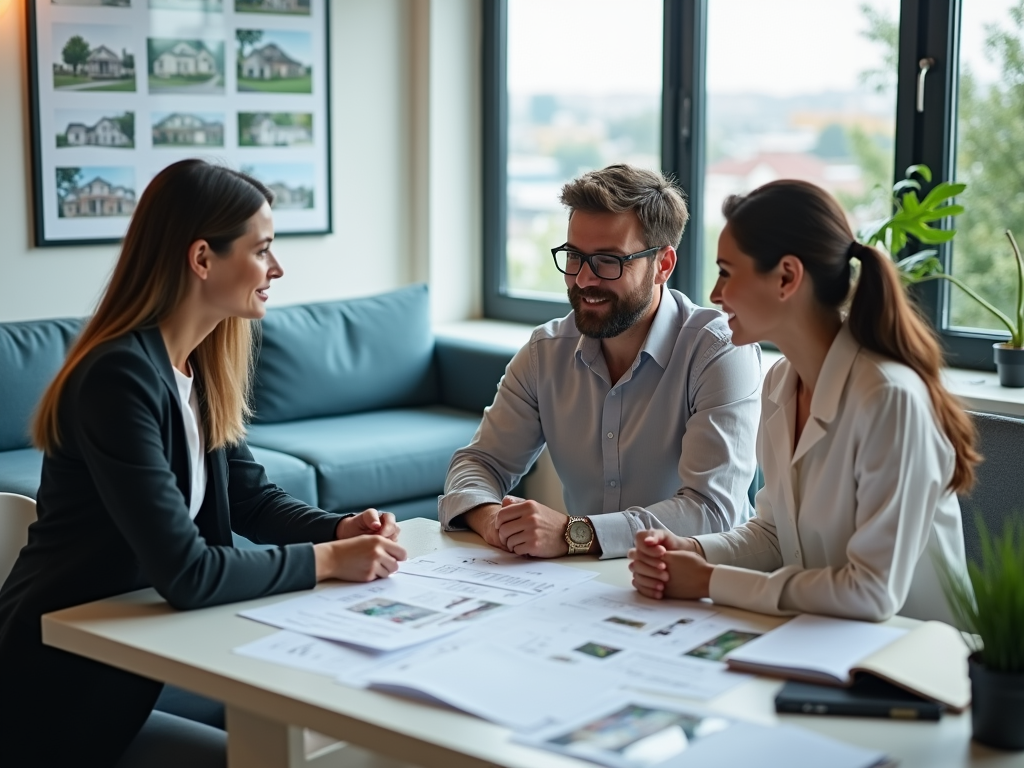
left=439, top=164, right=760, bottom=558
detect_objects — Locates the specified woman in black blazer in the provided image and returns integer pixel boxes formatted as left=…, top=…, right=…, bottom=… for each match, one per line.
left=0, top=160, right=407, bottom=767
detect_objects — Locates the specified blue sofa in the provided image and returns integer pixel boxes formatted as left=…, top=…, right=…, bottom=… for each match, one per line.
left=0, top=284, right=516, bottom=521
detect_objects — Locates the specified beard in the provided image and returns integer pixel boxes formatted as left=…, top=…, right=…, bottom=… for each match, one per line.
left=568, top=269, right=656, bottom=339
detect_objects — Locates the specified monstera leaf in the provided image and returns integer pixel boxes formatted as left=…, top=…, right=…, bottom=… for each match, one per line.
left=859, top=165, right=1023, bottom=347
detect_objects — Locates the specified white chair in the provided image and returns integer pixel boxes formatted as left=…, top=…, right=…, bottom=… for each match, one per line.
left=0, top=492, right=36, bottom=586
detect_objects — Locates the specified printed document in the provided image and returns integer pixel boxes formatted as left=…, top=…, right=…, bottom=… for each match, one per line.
left=516, top=694, right=890, bottom=768
left=239, top=550, right=596, bottom=652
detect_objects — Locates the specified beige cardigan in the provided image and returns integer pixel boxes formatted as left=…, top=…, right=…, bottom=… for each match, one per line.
left=694, top=323, right=966, bottom=623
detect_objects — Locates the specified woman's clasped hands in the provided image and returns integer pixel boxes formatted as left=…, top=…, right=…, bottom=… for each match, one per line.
left=627, top=529, right=715, bottom=601
left=314, top=508, right=407, bottom=583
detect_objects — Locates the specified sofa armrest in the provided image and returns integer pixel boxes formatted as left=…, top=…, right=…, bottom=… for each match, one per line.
left=434, top=335, right=518, bottom=413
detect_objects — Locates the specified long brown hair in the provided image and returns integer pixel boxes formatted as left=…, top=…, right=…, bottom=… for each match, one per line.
left=34, top=159, right=273, bottom=453
left=722, top=179, right=979, bottom=493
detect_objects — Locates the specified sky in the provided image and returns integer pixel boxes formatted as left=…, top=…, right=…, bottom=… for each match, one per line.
left=508, top=0, right=1014, bottom=96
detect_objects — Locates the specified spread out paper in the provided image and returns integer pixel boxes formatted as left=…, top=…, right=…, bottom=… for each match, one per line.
left=515, top=695, right=890, bottom=768
left=238, top=550, right=597, bottom=652
left=724, top=613, right=971, bottom=712
left=352, top=582, right=758, bottom=729
left=234, top=629, right=413, bottom=679
left=397, top=547, right=598, bottom=594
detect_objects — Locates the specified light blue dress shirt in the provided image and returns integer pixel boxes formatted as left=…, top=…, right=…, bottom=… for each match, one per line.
left=439, top=288, right=762, bottom=558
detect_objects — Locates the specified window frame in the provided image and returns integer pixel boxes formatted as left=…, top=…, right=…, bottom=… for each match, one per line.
left=484, top=0, right=1000, bottom=370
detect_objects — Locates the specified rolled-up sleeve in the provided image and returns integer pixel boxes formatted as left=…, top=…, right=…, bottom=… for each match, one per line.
left=438, top=334, right=548, bottom=529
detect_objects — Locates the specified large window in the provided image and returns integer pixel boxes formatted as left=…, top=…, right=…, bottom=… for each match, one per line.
left=505, top=0, right=662, bottom=300
left=484, top=0, right=1016, bottom=370
left=702, top=0, right=900, bottom=304
left=950, top=0, right=1023, bottom=334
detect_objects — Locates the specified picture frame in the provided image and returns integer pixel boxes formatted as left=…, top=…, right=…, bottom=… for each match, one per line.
left=27, top=0, right=331, bottom=247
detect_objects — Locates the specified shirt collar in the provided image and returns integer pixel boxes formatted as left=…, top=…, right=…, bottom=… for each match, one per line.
left=574, top=286, right=677, bottom=371
left=769, top=321, right=860, bottom=423
left=810, top=321, right=860, bottom=424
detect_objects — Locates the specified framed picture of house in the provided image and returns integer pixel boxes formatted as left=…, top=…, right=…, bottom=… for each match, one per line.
left=27, top=0, right=329, bottom=246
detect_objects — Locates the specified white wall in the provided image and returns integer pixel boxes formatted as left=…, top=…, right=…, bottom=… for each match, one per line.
left=0, top=0, right=482, bottom=323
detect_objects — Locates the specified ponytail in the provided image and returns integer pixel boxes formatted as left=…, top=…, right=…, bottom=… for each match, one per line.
left=723, top=180, right=979, bottom=494
left=847, top=243, right=979, bottom=493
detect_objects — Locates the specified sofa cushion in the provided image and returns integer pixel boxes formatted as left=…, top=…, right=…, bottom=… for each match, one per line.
left=245, top=406, right=480, bottom=513
left=0, top=318, right=83, bottom=451
left=0, top=448, right=44, bottom=499
left=247, top=445, right=318, bottom=508
left=253, top=285, right=438, bottom=424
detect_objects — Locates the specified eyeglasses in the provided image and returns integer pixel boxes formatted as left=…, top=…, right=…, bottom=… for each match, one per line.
left=551, top=244, right=663, bottom=281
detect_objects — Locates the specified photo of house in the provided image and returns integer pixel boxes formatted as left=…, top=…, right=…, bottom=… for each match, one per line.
left=52, top=25, right=135, bottom=91
left=241, top=163, right=314, bottom=209
left=152, top=112, right=224, bottom=147
left=56, top=111, right=134, bottom=149
left=236, top=29, right=312, bottom=93
left=56, top=167, right=135, bottom=218
left=238, top=112, right=312, bottom=146
left=235, top=0, right=309, bottom=15
left=147, top=38, right=224, bottom=94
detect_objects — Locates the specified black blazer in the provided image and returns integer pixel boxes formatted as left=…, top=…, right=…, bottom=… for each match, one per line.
left=0, top=326, right=342, bottom=767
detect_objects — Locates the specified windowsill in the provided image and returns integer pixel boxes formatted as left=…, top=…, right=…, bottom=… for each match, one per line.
left=438, top=320, right=1024, bottom=418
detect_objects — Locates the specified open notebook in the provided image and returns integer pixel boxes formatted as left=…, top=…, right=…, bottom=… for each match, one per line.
left=724, top=614, right=971, bottom=712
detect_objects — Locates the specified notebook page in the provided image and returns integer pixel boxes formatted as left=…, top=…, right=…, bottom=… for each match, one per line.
left=856, top=620, right=971, bottom=711
left=725, top=614, right=907, bottom=684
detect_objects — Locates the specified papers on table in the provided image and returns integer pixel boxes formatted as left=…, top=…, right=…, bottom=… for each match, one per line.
left=238, top=549, right=597, bottom=651
left=398, top=547, right=597, bottom=594
left=338, top=582, right=758, bottom=732
left=516, top=695, right=890, bottom=768
left=234, top=629, right=412, bottom=680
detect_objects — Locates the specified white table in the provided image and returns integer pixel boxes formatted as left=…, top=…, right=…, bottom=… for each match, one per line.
left=42, top=518, right=1023, bottom=768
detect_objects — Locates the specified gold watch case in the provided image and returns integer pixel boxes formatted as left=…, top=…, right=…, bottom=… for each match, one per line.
left=565, top=517, right=594, bottom=554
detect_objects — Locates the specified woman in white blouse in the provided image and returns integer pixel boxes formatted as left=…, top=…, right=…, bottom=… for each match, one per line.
left=628, top=179, right=978, bottom=622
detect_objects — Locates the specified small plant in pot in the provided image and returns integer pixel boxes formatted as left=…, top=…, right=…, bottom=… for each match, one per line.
left=939, top=516, right=1024, bottom=751
left=859, top=165, right=1024, bottom=387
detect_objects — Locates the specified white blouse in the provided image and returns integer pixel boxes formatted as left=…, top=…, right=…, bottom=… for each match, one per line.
left=694, top=323, right=967, bottom=623
left=172, top=365, right=207, bottom=520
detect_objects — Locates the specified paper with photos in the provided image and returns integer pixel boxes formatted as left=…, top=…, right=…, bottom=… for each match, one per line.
left=356, top=582, right=757, bottom=715
left=239, top=571, right=550, bottom=651
left=516, top=695, right=890, bottom=768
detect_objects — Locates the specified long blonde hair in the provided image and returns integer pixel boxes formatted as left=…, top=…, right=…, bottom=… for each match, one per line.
left=34, top=159, right=273, bottom=453
left=723, top=179, right=979, bottom=493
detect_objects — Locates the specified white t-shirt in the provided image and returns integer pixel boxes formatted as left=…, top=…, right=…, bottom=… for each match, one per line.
left=172, top=365, right=207, bottom=520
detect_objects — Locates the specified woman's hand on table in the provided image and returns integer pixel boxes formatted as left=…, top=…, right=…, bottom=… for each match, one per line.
left=314, top=535, right=407, bottom=582
left=628, top=529, right=714, bottom=600
left=336, top=509, right=399, bottom=541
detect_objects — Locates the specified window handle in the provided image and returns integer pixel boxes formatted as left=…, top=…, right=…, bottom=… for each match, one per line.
left=917, top=57, right=936, bottom=113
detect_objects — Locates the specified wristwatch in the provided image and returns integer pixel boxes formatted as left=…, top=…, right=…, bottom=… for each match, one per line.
left=564, top=516, right=595, bottom=555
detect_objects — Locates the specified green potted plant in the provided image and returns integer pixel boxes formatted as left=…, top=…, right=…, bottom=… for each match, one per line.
left=938, top=516, right=1024, bottom=750
left=859, top=165, right=1024, bottom=387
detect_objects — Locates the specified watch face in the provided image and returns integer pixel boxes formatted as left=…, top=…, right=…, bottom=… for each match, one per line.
left=568, top=520, right=592, bottom=545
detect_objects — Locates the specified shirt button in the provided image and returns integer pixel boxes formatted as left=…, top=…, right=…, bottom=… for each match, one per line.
left=611, top=390, right=618, bottom=396
left=610, top=480, right=617, bottom=487
left=606, top=432, right=614, bottom=439
left=794, top=550, right=801, bottom=558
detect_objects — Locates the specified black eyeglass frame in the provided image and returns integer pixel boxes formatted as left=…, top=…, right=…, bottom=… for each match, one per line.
left=550, top=244, right=664, bottom=281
